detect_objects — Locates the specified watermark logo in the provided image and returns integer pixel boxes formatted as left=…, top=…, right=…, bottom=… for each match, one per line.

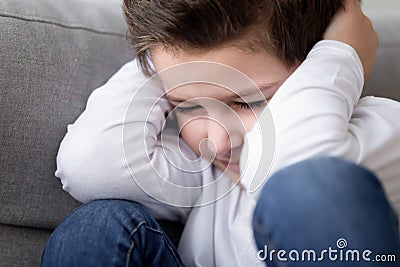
left=122, top=61, right=276, bottom=207
left=257, top=238, right=397, bottom=263
left=336, top=238, right=347, bottom=249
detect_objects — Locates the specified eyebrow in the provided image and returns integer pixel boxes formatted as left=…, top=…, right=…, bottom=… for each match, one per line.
left=166, top=81, right=281, bottom=103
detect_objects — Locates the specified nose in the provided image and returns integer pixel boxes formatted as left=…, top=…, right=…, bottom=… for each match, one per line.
left=206, top=119, right=242, bottom=155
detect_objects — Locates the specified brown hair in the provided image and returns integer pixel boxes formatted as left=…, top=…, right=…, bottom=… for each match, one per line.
left=123, top=0, right=344, bottom=76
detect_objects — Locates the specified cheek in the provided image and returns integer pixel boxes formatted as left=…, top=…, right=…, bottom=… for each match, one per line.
left=178, top=119, right=207, bottom=156
left=237, top=110, right=259, bottom=133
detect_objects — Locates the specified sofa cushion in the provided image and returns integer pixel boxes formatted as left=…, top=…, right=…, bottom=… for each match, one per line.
left=0, top=0, right=132, bottom=229
left=0, top=224, right=52, bottom=266
left=363, top=12, right=400, bottom=101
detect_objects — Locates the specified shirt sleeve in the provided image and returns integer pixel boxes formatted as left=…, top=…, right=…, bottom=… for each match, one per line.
left=55, top=60, right=203, bottom=222
left=241, top=40, right=400, bottom=213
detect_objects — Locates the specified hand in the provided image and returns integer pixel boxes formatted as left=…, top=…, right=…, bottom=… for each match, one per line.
left=323, top=0, right=379, bottom=82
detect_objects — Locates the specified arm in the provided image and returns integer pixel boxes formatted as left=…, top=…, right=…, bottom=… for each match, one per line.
left=56, top=60, right=203, bottom=222
left=240, top=40, right=364, bottom=192
left=240, top=0, right=387, bottom=193
left=242, top=40, right=400, bottom=213
left=265, top=40, right=365, bottom=170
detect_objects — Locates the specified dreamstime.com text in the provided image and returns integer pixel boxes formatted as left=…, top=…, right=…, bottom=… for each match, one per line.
left=257, top=238, right=397, bottom=263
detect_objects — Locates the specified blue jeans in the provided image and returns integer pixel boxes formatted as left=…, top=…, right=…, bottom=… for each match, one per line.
left=253, top=157, right=400, bottom=266
left=41, top=157, right=400, bottom=266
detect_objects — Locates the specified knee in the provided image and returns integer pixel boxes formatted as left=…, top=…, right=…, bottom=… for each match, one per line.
left=253, top=157, right=400, bottom=255
left=57, top=199, right=157, bottom=234
left=42, top=199, right=156, bottom=265
left=253, top=156, right=394, bottom=229
left=259, top=156, right=382, bottom=205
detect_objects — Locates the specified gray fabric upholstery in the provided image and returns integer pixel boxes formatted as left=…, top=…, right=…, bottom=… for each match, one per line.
left=0, top=0, right=132, bottom=230
left=0, top=224, right=52, bottom=267
left=363, top=12, right=400, bottom=100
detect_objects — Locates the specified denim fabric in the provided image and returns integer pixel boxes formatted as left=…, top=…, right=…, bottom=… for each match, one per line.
left=41, top=200, right=184, bottom=267
left=253, top=157, right=400, bottom=267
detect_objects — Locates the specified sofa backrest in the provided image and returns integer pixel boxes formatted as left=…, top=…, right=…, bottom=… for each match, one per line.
left=363, top=12, right=400, bottom=100
left=0, top=0, right=133, bottom=229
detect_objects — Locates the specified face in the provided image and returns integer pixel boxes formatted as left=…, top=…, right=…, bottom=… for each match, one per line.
left=151, top=45, right=297, bottom=181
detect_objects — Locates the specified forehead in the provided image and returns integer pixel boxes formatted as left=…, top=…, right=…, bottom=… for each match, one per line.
left=151, top=45, right=291, bottom=99
left=158, top=62, right=262, bottom=101
left=151, top=45, right=288, bottom=76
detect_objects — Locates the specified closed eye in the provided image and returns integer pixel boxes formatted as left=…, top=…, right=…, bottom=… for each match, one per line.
left=175, top=105, right=202, bottom=114
left=174, top=100, right=267, bottom=114
left=234, top=100, right=267, bottom=110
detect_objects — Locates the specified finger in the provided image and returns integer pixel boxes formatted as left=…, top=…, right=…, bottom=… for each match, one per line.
left=344, top=0, right=362, bottom=12
left=350, top=0, right=361, bottom=8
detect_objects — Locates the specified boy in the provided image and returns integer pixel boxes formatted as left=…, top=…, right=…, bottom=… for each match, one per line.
left=42, top=0, right=400, bottom=266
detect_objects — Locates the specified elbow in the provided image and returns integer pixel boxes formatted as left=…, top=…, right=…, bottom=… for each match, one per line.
left=55, top=130, right=108, bottom=203
left=55, top=142, right=90, bottom=203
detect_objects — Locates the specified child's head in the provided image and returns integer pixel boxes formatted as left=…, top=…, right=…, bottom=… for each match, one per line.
left=123, top=0, right=344, bottom=76
left=123, top=0, right=345, bottom=176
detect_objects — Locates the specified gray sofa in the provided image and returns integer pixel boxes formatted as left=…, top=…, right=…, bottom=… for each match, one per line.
left=0, top=0, right=399, bottom=266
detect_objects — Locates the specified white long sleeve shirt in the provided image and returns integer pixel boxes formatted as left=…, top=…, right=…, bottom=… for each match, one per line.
left=55, top=40, right=400, bottom=266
